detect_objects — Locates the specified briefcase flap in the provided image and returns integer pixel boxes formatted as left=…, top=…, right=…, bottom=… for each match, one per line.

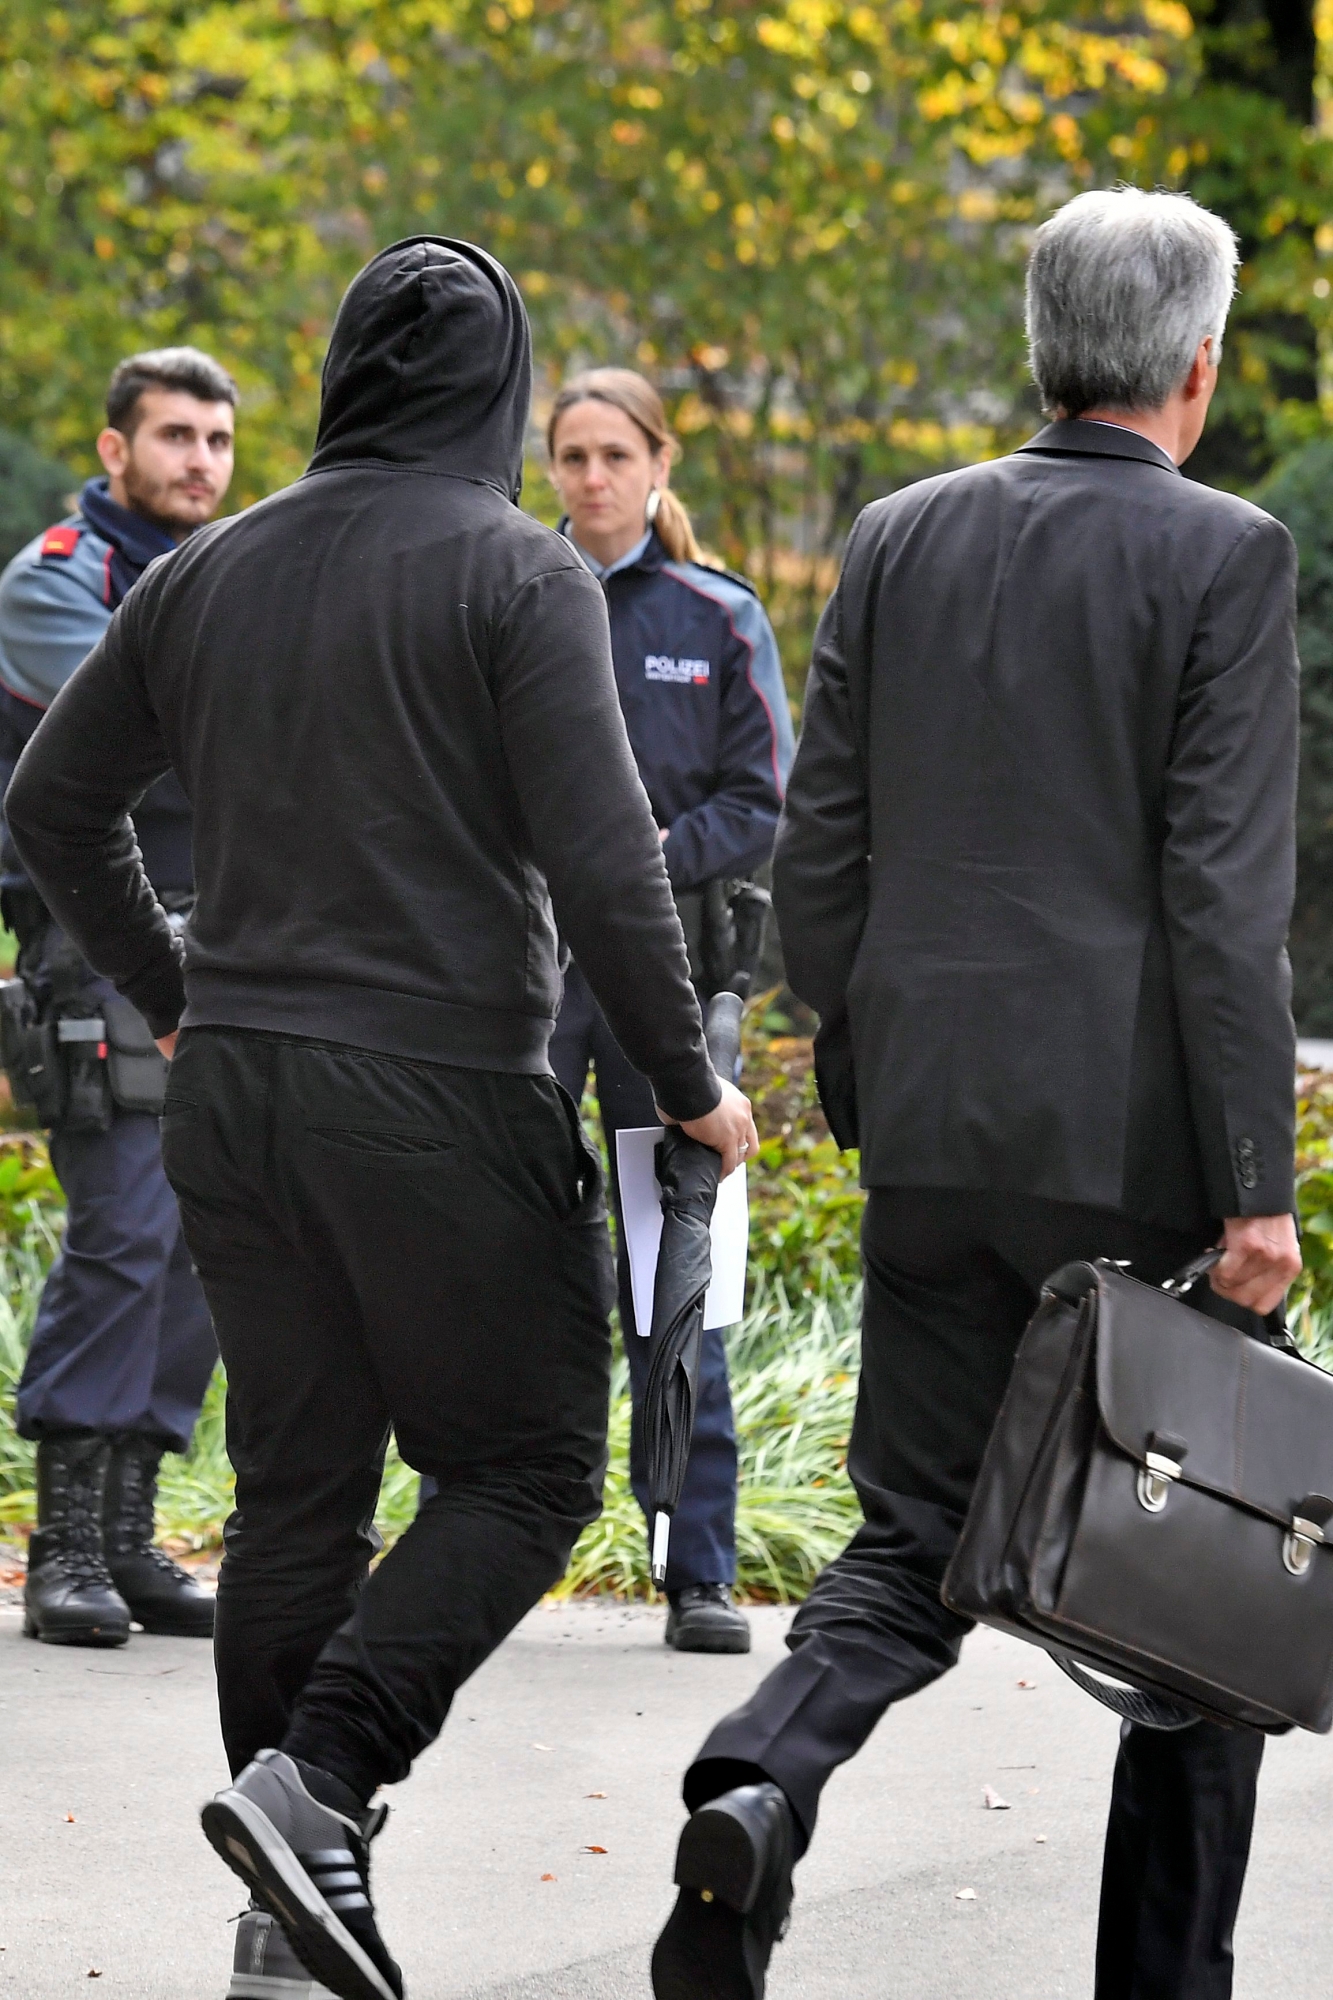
left=1092, top=1265, right=1333, bottom=1544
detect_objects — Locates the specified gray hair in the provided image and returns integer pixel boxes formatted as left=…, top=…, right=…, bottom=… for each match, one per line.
left=1026, top=188, right=1239, bottom=416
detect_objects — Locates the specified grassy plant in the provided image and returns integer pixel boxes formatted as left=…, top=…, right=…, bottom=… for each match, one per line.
left=0, top=1200, right=63, bottom=1523
left=554, top=1277, right=862, bottom=1602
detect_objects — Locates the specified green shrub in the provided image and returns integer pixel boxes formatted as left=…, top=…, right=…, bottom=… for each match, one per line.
left=0, top=1199, right=63, bottom=1521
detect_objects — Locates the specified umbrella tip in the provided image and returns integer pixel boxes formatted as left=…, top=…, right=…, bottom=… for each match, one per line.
left=651, top=1512, right=671, bottom=1587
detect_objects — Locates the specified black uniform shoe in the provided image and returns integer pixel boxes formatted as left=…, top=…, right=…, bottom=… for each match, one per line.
left=652, top=1782, right=795, bottom=2000
left=103, top=1433, right=215, bottom=1636
left=228, top=1902, right=337, bottom=1996
left=665, top=1583, right=751, bottom=1654
left=24, top=1433, right=131, bottom=1647
left=202, top=1749, right=403, bottom=2000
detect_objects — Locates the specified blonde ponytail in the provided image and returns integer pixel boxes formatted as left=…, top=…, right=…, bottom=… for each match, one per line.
left=649, top=486, right=702, bottom=564
left=548, top=368, right=706, bottom=566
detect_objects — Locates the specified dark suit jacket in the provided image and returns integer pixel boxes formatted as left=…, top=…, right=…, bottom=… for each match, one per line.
left=774, top=420, right=1299, bottom=1231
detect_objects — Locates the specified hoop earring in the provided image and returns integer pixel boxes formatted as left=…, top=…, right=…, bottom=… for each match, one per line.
left=645, top=487, right=662, bottom=526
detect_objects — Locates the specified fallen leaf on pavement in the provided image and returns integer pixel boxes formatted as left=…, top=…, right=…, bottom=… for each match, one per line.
left=584, top=1845, right=608, bottom=1855
left=586, top=1791, right=607, bottom=1799
left=87, top=1971, right=102, bottom=1980
left=1035, top=1834, right=1048, bottom=1844
left=532, top=1743, right=553, bottom=1752
left=955, top=1888, right=977, bottom=1901
left=1016, top=1678, right=1037, bottom=1689
left=983, top=1786, right=1010, bottom=1810
left=541, top=1874, right=557, bottom=1882
left=65, top=1814, right=76, bottom=1824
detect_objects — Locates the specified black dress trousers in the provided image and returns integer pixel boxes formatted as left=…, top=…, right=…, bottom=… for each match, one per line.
left=160, top=1027, right=615, bottom=1802
left=686, top=1187, right=1265, bottom=2000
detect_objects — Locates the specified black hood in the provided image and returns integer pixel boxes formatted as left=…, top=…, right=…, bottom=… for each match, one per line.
left=308, top=236, right=532, bottom=501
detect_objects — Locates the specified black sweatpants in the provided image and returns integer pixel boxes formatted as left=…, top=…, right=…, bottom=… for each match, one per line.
left=160, top=1028, right=614, bottom=1802
left=687, top=1188, right=1265, bottom=2000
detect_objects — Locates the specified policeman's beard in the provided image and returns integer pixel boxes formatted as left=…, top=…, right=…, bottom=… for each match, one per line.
left=120, top=453, right=214, bottom=538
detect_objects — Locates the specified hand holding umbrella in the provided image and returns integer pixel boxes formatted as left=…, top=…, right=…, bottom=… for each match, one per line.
left=643, top=990, right=749, bottom=1586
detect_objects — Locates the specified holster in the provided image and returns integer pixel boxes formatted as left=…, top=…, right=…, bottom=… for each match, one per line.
left=0, top=920, right=170, bottom=1130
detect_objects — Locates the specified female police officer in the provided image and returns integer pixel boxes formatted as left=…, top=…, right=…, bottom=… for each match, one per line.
left=547, top=369, right=793, bottom=1653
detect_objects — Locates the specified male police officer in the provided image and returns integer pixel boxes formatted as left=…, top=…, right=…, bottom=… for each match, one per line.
left=0, top=348, right=237, bottom=1647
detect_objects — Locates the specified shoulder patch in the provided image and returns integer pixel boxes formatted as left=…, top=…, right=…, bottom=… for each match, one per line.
left=40, top=526, right=81, bottom=559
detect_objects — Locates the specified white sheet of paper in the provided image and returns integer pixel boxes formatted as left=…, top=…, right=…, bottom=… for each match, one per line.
left=615, top=1126, right=748, bottom=1336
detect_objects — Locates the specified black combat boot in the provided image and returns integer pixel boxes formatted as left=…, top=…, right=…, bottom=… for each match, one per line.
left=24, top=1432, right=131, bottom=1647
left=103, top=1432, right=215, bottom=1637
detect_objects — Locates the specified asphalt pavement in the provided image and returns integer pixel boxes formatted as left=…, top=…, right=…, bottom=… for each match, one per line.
left=1, top=1599, right=1329, bottom=1999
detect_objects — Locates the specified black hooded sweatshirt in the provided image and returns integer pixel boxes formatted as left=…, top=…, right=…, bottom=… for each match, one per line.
left=4, top=238, right=720, bottom=1121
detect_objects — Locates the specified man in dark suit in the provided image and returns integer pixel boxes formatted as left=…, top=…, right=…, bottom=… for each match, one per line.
left=652, top=188, right=1303, bottom=2000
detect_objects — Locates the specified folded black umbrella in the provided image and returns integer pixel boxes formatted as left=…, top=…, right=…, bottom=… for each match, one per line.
left=642, top=989, right=745, bottom=1586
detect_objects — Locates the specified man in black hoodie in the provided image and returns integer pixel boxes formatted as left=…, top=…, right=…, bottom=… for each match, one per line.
left=5, top=238, right=755, bottom=2000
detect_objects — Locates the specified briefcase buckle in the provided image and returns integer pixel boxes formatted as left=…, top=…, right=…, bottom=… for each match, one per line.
left=1137, top=1451, right=1183, bottom=1513
left=1283, top=1516, right=1325, bottom=1577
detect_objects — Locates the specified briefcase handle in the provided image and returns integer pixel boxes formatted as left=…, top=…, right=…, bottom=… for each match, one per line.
left=1158, top=1246, right=1223, bottom=1297
left=1048, top=1653, right=1200, bottom=1731
left=1158, top=1245, right=1298, bottom=1353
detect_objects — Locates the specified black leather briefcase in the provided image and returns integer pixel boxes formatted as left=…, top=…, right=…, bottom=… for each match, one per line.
left=942, top=1255, right=1333, bottom=1733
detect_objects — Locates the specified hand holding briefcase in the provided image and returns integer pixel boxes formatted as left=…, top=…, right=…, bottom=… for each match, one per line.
left=942, top=1254, right=1333, bottom=1734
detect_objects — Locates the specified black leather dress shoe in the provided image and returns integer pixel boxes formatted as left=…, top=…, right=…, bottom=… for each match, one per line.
left=652, top=1781, right=795, bottom=2000
left=665, top=1583, right=751, bottom=1654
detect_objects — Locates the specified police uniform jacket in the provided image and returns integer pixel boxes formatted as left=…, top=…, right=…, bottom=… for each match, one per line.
left=0, top=478, right=193, bottom=913
left=570, top=526, right=795, bottom=891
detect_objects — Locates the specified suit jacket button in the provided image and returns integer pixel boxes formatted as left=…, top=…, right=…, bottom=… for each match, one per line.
left=1234, top=1137, right=1261, bottom=1192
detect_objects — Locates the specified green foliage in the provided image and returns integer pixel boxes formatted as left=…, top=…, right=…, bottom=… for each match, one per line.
left=1289, top=1069, right=1333, bottom=1367
left=1076, top=11, right=1333, bottom=489
left=1256, top=438, right=1333, bottom=1030
left=0, top=426, right=75, bottom=567
left=0, top=1196, right=64, bottom=1521
left=0, top=2, right=1224, bottom=566
left=743, top=1027, right=863, bottom=1294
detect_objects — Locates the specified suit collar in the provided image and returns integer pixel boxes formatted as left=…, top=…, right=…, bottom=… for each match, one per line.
left=1017, top=418, right=1180, bottom=476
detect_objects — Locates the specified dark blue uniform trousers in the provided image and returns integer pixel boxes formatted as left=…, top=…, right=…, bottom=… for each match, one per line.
left=549, top=963, right=738, bottom=1592
left=17, top=1107, right=218, bottom=1453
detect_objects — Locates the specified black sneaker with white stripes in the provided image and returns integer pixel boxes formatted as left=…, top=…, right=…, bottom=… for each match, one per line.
left=202, top=1750, right=402, bottom=2000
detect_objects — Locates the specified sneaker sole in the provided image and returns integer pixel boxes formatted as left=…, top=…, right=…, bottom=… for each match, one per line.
left=201, top=1793, right=396, bottom=2000
left=228, top=1975, right=337, bottom=1998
